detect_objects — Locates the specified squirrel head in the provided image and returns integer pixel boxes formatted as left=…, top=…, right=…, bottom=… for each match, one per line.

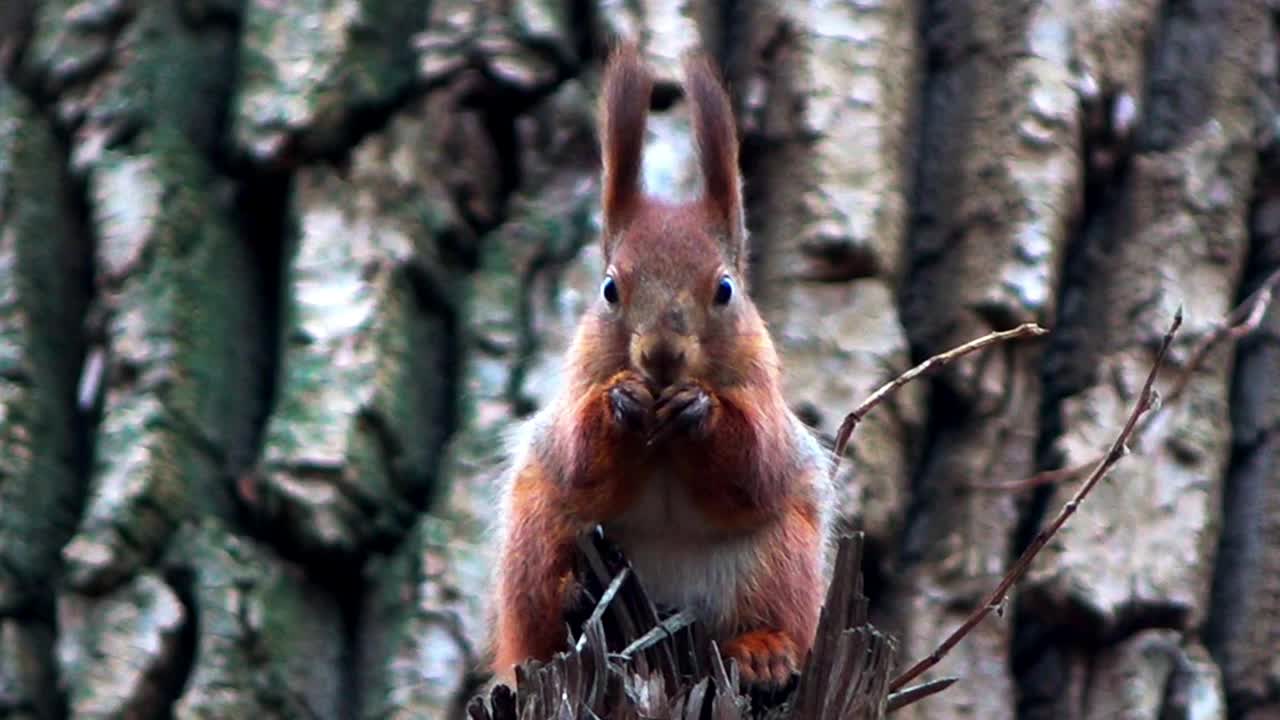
left=572, top=43, right=776, bottom=393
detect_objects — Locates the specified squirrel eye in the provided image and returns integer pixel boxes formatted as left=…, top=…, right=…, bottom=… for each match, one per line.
left=601, top=275, right=620, bottom=305
left=714, top=275, right=733, bottom=305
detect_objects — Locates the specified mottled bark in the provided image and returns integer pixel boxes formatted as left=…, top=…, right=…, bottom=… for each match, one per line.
left=2, top=1, right=1280, bottom=719
left=891, top=0, right=1090, bottom=715
left=1027, top=0, right=1262, bottom=633
left=742, top=0, right=923, bottom=567
left=1207, top=156, right=1280, bottom=716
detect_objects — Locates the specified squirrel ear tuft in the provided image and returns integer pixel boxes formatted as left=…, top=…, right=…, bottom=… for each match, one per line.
left=683, top=53, right=745, bottom=273
left=599, top=41, right=653, bottom=259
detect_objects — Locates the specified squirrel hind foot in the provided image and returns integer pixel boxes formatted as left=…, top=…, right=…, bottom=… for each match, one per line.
left=721, top=628, right=801, bottom=689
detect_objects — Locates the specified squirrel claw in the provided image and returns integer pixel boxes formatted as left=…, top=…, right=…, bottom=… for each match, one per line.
left=608, top=378, right=653, bottom=434
left=649, top=383, right=712, bottom=445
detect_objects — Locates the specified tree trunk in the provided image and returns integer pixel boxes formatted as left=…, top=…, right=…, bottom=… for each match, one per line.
left=1, top=1, right=1277, bottom=718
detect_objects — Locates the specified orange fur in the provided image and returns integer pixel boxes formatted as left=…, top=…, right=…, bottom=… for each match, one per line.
left=600, top=42, right=653, bottom=248
left=722, top=630, right=801, bottom=688
left=673, top=384, right=799, bottom=531
left=554, top=371, right=650, bottom=519
left=490, top=44, right=833, bottom=686
left=490, top=461, right=583, bottom=677
left=725, top=499, right=825, bottom=686
left=683, top=53, right=746, bottom=272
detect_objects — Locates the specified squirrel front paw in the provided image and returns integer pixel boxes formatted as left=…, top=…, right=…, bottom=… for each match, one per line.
left=607, top=374, right=653, bottom=433
left=722, top=629, right=801, bottom=689
left=649, top=382, right=713, bottom=446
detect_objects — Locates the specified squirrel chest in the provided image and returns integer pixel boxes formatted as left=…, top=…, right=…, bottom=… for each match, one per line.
left=603, top=464, right=761, bottom=630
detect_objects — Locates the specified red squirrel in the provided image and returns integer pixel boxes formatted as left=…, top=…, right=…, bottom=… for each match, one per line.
left=490, top=44, right=834, bottom=688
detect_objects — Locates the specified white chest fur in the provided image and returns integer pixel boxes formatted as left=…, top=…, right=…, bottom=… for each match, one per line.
left=602, top=470, right=760, bottom=633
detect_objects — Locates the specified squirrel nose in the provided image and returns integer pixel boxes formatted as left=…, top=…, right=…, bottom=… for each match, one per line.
left=664, top=306, right=688, bottom=335
left=640, top=344, right=685, bottom=388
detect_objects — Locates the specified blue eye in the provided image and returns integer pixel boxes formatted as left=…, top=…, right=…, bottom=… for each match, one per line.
left=602, top=275, right=619, bottom=304
left=714, top=275, right=733, bottom=305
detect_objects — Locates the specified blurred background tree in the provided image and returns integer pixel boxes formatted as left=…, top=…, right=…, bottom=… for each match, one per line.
left=0, top=1, right=1277, bottom=718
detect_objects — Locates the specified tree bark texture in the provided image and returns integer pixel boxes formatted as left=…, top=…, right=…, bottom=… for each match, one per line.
left=0, top=1, right=1277, bottom=718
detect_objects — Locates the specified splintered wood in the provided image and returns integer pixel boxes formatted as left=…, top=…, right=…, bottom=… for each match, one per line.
left=467, top=532, right=901, bottom=720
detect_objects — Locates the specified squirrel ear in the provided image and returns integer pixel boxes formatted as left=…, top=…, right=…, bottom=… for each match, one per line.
left=599, top=42, right=653, bottom=259
left=683, top=53, right=745, bottom=273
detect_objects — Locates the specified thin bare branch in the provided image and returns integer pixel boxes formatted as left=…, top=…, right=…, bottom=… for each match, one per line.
left=1163, top=266, right=1279, bottom=409
left=613, top=610, right=698, bottom=661
left=574, top=567, right=630, bottom=652
left=967, top=461, right=1093, bottom=492
left=889, top=309, right=1183, bottom=692
left=831, top=323, right=1048, bottom=476
left=886, top=677, right=959, bottom=713
left=974, top=272, right=1278, bottom=494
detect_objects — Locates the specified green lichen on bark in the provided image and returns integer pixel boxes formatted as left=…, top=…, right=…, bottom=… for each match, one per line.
left=0, top=618, right=59, bottom=719
left=168, top=519, right=345, bottom=720
left=49, top=0, right=261, bottom=596
left=56, top=573, right=186, bottom=718
left=0, top=87, right=89, bottom=614
left=359, top=515, right=489, bottom=719
left=17, top=1, right=241, bottom=173
left=16, top=0, right=118, bottom=96
left=250, top=101, right=460, bottom=556
left=62, top=132, right=256, bottom=593
left=233, top=0, right=427, bottom=160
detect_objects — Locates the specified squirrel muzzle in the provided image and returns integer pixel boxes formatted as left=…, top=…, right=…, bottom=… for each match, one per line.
left=630, top=302, right=701, bottom=389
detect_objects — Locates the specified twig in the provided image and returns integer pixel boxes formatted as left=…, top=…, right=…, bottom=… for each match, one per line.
left=574, top=567, right=630, bottom=652
left=612, top=609, right=698, bottom=661
left=831, top=323, right=1048, bottom=476
left=967, top=461, right=1092, bottom=492
left=1163, top=266, right=1279, bottom=409
left=889, top=309, right=1183, bottom=692
left=971, top=270, right=1278, bottom=494
left=885, top=677, right=959, bottom=713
